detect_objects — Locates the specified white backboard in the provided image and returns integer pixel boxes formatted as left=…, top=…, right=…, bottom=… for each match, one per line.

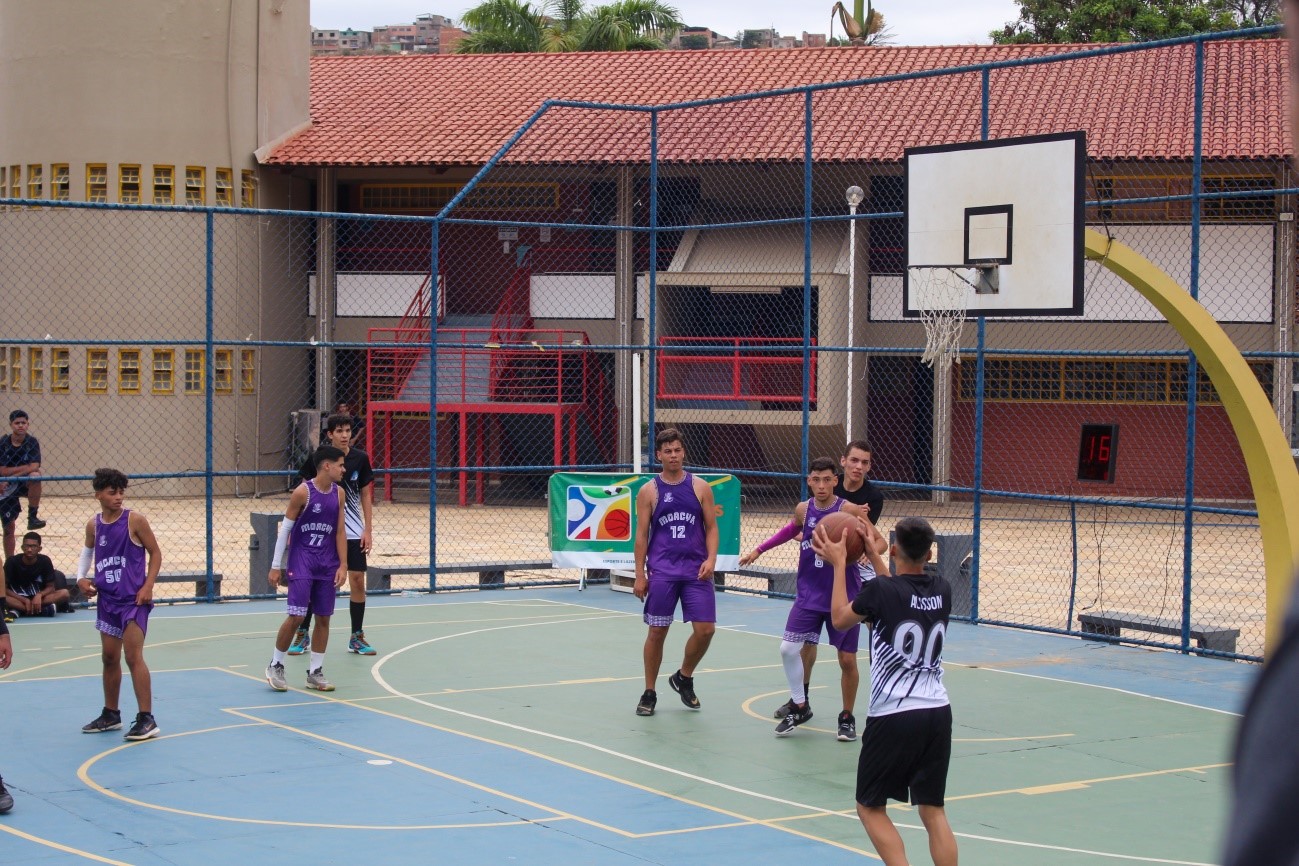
left=905, top=132, right=1085, bottom=317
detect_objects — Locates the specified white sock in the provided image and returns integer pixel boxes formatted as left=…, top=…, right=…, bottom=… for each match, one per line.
left=271, top=649, right=286, bottom=665
left=310, top=652, right=325, bottom=671
left=780, top=640, right=807, bottom=704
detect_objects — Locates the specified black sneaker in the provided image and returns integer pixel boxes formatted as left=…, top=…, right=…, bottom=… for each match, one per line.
left=668, top=670, right=700, bottom=710
left=124, top=713, right=160, bottom=741
left=773, top=697, right=812, bottom=719
left=775, top=702, right=814, bottom=737
left=0, top=776, right=12, bottom=814
left=837, top=711, right=857, bottom=742
left=82, top=708, right=122, bottom=734
left=27, top=516, right=46, bottom=530
left=636, top=689, right=657, bottom=716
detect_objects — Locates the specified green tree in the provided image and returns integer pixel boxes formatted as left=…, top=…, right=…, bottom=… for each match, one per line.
left=679, top=33, right=710, bottom=49
left=457, top=0, right=682, bottom=53
left=990, top=0, right=1274, bottom=44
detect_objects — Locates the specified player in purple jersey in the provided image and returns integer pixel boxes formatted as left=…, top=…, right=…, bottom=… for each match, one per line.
left=633, top=428, right=719, bottom=717
left=752, top=457, right=886, bottom=740
left=75, top=468, right=164, bottom=741
left=0, top=588, right=14, bottom=812
left=265, top=445, right=347, bottom=693
left=820, top=516, right=957, bottom=866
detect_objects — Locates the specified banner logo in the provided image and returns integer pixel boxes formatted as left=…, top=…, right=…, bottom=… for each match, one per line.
left=566, top=485, right=632, bottom=541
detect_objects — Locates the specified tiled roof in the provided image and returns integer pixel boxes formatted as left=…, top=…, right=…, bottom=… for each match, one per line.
left=264, top=41, right=1289, bottom=166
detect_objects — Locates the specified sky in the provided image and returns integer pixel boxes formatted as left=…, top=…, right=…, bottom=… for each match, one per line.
left=309, top=0, right=1026, bottom=46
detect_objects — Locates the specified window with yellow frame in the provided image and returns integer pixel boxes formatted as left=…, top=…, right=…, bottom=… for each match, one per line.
left=153, top=166, right=174, bottom=205
left=185, top=167, right=205, bottom=206
left=87, top=348, right=109, bottom=393
left=118, top=349, right=141, bottom=393
left=240, top=348, right=256, bottom=393
left=119, top=165, right=141, bottom=204
left=241, top=170, right=257, bottom=207
left=214, top=168, right=233, bottom=207
left=28, top=348, right=43, bottom=392
left=0, top=167, right=6, bottom=200
left=214, top=349, right=233, bottom=393
left=8, top=347, right=19, bottom=391
left=50, top=348, right=69, bottom=393
left=87, top=164, right=108, bottom=203
left=9, top=166, right=19, bottom=199
left=27, top=165, right=42, bottom=200
left=152, top=349, right=174, bottom=394
left=957, top=356, right=1274, bottom=405
left=0, top=348, right=7, bottom=393
left=184, top=349, right=204, bottom=393
left=52, top=164, right=69, bottom=201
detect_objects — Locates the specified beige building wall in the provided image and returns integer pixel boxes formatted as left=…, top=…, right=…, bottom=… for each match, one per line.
left=0, top=0, right=312, bottom=495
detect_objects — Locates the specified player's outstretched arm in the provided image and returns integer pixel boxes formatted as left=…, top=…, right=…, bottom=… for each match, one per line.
left=740, top=517, right=802, bottom=565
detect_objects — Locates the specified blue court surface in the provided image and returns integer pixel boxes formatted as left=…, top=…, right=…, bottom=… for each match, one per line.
left=0, top=587, right=1255, bottom=865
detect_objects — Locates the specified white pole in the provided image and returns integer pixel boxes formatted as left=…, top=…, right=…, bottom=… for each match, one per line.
left=845, top=185, right=864, bottom=442
left=632, top=352, right=642, bottom=474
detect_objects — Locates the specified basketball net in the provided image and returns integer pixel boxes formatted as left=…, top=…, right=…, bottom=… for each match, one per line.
left=912, top=266, right=969, bottom=369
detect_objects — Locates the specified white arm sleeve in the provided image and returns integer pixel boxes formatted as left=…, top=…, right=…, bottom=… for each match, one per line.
left=77, top=546, right=93, bottom=582
left=271, top=518, right=295, bottom=569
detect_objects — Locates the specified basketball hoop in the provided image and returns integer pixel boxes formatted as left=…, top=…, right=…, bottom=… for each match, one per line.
left=910, top=264, right=996, bottom=369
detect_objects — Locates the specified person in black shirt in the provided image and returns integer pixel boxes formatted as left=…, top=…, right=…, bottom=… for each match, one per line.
left=835, top=440, right=883, bottom=525
left=819, top=516, right=957, bottom=866
left=3, top=532, right=70, bottom=617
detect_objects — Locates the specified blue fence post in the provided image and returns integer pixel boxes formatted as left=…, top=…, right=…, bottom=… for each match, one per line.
left=1067, top=500, right=1079, bottom=632
left=969, top=69, right=993, bottom=624
left=801, top=90, right=813, bottom=479
left=429, top=219, right=440, bottom=592
left=1180, top=39, right=1206, bottom=652
left=204, top=210, right=216, bottom=602
left=647, top=110, right=659, bottom=455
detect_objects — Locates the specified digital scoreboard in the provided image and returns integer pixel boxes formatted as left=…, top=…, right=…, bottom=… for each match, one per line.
left=1077, top=424, right=1118, bottom=482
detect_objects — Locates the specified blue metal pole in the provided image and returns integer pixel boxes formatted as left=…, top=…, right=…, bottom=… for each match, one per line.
left=204, top=211, right=215, bottom=601
left=647, top=111, right=659, bottom=462
left=1067, top=500, right=1078, bottom=631
left=1181, top=40, right=1205, bottom=652
left=969, top=69, right=991, bottom=623
left=429, top=220, right=440, bottom=591
left=801, top=90, right=813, bottom=479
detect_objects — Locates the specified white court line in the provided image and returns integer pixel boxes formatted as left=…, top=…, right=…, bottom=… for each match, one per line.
left=962, top=664, right=1243, bottom=718
left=370, top=605, right=1220, bottom=865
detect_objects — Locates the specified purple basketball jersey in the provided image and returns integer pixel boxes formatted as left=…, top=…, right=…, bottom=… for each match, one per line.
left=286, top=480, right=341, bottom=581
left=797, top=497, right=863, bottom=611
left=93, top=510, right=147, bottom=602
left=645, top=473, right=707, bottom=581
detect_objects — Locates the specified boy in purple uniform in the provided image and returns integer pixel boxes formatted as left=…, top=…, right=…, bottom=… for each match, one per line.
left=265, top=445, right=347, bottom=693
left=758, top=457, right=886, bottom=740
left=0, top=578, right=14, bottom=812
left=76, top=469, right=164, bottom=741
left=633, top=428, right=719, bottom=716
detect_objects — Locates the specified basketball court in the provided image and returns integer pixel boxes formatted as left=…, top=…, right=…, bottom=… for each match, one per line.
left=0, top=586, right=1251, bottom=865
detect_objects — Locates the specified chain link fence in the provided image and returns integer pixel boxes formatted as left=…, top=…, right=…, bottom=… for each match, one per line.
left=0, top=31, right=1288, bottom=659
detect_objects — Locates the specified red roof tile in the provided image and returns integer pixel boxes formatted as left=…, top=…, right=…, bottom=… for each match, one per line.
left=264, top=41, right=1289, bottom=167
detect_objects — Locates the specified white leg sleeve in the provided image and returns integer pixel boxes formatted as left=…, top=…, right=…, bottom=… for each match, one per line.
left=780, top=640, right=807, bottom=704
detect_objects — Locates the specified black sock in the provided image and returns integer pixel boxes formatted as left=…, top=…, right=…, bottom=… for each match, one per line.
left=27, top=506, right=38, bottom=518
left=804, top=682, right=810, bottom=698
left=300, top=610, right=312, bottom=633
left=350, top=600, right=364, bottom=634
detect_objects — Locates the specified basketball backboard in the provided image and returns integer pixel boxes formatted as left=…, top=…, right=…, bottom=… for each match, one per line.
left=904, top=131, right=1086, bottom=318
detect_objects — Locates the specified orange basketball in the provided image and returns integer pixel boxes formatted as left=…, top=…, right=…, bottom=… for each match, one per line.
left=819, top=511, right=867, bottom=562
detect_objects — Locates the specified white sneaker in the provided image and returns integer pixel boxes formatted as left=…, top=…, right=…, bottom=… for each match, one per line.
left=305, top=668, right=335, bottom=691
left=266, top=662, right=288, bottom=692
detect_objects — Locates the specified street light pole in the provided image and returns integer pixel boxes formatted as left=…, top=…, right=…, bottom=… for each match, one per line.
left=845, top=185, right=864, bottom=442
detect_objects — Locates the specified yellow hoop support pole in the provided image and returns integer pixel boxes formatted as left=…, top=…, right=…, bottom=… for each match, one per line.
left=1085, top=229, right=1299, bottom=653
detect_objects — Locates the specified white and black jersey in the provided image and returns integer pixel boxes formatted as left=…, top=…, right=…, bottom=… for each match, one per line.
left=300, top=448, right=374, bottom=541
left=851, top=572, right=951, bottom=717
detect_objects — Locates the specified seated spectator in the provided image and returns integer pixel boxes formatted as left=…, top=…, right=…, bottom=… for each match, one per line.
left=3, top=532, right=71, bottom=618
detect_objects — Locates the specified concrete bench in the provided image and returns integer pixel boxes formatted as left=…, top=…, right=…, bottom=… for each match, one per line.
left=1078, top=610, right=1239, bottom=653
left=156, top=571, right=224, bottom=601
left=366, top=560, right=553, bottom=591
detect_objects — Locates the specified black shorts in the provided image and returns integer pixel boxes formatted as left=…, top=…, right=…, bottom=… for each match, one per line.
left=0, top=496, right=19, bottom=526
left=346, top=539, right=367, bottom=572
left=856, top=705, right=953, bottom=808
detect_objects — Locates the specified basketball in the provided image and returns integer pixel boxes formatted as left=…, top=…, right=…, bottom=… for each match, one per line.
left=819, top=511, right=866, bottom=562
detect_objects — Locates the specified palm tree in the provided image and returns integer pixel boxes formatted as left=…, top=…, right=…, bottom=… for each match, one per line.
left=456, top=0, right=683, bottom=53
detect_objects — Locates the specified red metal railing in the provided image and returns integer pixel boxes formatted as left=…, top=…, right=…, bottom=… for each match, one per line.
left=656, top=337, right=815, bottom=403
left=367, top=327, right=592, bottom=405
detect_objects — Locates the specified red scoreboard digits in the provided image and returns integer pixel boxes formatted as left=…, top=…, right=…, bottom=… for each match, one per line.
left=1077, top=424, right=1118, bottom=482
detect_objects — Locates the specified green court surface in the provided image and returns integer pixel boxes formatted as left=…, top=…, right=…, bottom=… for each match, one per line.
left=0, top=587, right=1253, bottom=865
